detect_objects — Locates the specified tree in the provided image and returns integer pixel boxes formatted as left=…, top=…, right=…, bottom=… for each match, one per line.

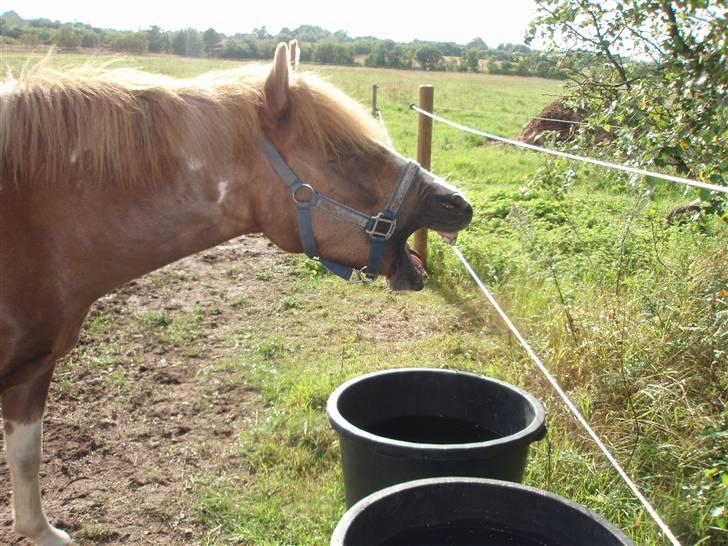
left=146, top=25, right=168, bottom=53
left=332, top=29, right=350, bottom=42
left=221, top=38, right=252, bottom=59
left=172, top=28, right=204, bottom=57
left=365, top=40, right=412, bottom=69
left=80, top=30, right=100, bottom=48
left=252, top=25, right=271, bottom=40
left=462, top=48, right=481, bottom=72
left=466, top=37, right=488, bottom=51
left=20, top=32, right=41, bottom=47
left=334, top=43, right=355, bottom=65
left=490, top=60, right=515, bottom=75
left=313, top=41, right=354, bottom=65
left=352, top=38, right=375, bottom=56
left=388, top=44, right=412, bottom=69
left=365, top=43, right=387, bottom=67
left=37, top=28, right=53, bottom=44
left=438, top=41, right=464, bottom=56
left=291, top=24, right=331, bottom=43
left=203, top=27, right=222, bottom=57
left=529, top=0, right=727, bottom=191
left=313, top=41, right=336, bottom=64
left=298, top=43, right=314, bottom=62
left=415, top=45, right=443, bottom=71
left=1, top=10, right=23, bottom=26
left=0, top=11, right=23, bottom=39
left=276, top=27, right=295, bottom=43
left=110, top=32, right=148, bottom=53
left=55, top=26, right=81, bottom=49
left=255, top=39, right=277, bottom=59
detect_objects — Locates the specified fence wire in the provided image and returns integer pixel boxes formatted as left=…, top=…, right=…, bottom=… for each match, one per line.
left=410, top=104, right=727, bottom=195
left=375, top=102, right=689, bottom=545
left=451, top=246, right=683, bottom=546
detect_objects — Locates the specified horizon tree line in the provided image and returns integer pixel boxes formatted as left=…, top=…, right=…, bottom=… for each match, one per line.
left=0, top=10, right=567, bottom=79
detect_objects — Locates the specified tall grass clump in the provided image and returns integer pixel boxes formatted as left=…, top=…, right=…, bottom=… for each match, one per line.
left=429, top=154, right=726, bottom=544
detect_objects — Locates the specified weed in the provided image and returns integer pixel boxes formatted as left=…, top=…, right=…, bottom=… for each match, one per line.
left=137, top=311, right=173, bottom=330
left=254, top=341, right=286, bottom=361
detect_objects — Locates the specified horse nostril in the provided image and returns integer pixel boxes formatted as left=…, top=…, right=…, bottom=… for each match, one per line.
left=442, top=193, right=471, bottom=213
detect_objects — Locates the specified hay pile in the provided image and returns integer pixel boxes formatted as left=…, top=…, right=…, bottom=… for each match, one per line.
left=517, top=98, right=583, bottom=145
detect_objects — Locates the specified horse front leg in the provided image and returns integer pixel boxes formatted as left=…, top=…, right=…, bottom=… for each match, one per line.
left=2, top=367, right=71, bottom=546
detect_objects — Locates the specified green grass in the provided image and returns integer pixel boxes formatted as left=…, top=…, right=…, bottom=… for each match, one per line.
left=3, top=49, right=725, bottom=545
left=191, top=276, right=512, bottom=545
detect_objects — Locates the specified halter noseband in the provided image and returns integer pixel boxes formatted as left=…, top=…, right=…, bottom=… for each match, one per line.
left=259, top=138, right=419, bottom=282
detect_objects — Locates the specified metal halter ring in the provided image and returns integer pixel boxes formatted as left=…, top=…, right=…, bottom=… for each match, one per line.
left=350, top=267, right=378, bottom=284
left=292, top=184, right=317, bottom=207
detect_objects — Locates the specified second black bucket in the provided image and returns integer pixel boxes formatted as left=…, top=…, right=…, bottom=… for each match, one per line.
left=331, top=477, right=634, bottom=545
left=327, top=368, right=546, bottom=506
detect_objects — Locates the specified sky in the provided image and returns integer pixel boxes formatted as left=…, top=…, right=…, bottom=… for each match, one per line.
left=6, top=0, right=540, bottom=46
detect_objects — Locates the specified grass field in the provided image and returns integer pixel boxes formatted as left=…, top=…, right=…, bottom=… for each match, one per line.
left=1, top=49, right=725, bottom=545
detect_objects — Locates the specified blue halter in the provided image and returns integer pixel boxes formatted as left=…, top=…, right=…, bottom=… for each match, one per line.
left=259, top=138, right=419, bottom=282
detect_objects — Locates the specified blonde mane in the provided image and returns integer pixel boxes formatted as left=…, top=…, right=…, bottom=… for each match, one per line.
left=0, top=60, right=384, bottom=187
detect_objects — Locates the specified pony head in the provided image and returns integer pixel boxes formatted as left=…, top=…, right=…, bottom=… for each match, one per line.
left=257, top=42, right=472, bottom=290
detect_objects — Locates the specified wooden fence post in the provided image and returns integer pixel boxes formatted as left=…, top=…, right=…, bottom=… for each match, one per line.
left=371, top=84, right=378, bottom=117
left=415, top=85, right=434, bottom=269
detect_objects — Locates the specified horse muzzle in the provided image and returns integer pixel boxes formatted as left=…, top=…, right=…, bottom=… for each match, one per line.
left=427, top=192, right=473, bottom=233
left=385, top=190, right=473, bottom=291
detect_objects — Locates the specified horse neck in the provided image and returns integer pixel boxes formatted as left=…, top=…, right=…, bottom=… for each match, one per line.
left=45, top=163, right=265, bottom=303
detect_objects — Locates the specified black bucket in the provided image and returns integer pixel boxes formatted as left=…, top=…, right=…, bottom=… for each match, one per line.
left=331, top=477, right=634, bottom=546
left=327, top=368, right=546, bottom=506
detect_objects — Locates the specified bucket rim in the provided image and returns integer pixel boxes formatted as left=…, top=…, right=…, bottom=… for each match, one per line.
left=330, top=476, right=634, bottom=546
left=326, top=367, right=546, bottom=455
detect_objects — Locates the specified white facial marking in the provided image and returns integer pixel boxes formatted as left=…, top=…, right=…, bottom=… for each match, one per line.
left=5, top=420, right=72, bottom=545
left=70, top=151, right=77, bottom=164
left=187, top=157, right=204, bottom=171
left=217, top=180, right=229, bottom=205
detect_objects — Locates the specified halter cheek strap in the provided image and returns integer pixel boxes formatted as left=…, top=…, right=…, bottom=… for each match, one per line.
left=259, top=138, right=419, bottom=282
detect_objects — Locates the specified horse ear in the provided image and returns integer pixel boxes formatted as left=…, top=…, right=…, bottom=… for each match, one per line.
left=289, top=40, right=300, bottom=71
left=264, top=42, right=290, bottom=121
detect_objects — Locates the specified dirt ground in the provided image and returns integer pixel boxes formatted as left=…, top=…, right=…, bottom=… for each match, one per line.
left=0, top=234, right=294, bottom=545
left=517, top=98, right=582, bottom=145
left=516, top=97, right=614, bottom=146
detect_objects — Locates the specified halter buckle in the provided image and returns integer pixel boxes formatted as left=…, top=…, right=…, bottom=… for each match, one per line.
left=366, top=213, right=396, bottom=240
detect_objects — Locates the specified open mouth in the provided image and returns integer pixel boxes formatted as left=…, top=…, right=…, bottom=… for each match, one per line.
left=407, top=246, right=427, bottom=279
left=385, top=199, right=472, bottom=290
left=387, top=234, right=458, bottom=291
left=385, top=239, right=427, bottom=291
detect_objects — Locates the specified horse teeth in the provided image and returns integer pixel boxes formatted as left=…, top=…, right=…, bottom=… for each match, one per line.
left=437, top=231, right=458, bottom=245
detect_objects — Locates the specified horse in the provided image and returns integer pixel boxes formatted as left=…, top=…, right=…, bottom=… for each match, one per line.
left=0, top=41, right=472, bottom=545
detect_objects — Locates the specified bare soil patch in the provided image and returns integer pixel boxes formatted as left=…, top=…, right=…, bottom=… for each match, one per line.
left=1, top=232, right=464, bottom=545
